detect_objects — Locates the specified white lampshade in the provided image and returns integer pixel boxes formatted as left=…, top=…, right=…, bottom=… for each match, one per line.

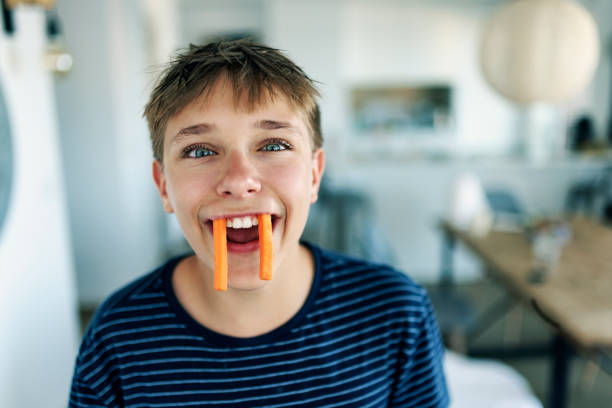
left=481, top=0, right=600, bottom=104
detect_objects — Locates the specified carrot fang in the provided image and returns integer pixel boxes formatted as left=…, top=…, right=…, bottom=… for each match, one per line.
left=213, top=219, right=228, bottom=291
left=258, top=214, right=273, bottom=280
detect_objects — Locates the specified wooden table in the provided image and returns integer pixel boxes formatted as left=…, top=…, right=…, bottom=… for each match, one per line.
left=439, top=217, right=612, bottom=408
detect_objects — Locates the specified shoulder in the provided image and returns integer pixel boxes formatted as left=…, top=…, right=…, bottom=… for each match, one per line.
left=311, top=242, right=428, bottom=299
left=307, top=242, right=432, bottom=322
left=89, top=263, right=167, bottom=327
left=77, top=255, right=185, bottom=354
left=71, top=255, right=188, bottom=398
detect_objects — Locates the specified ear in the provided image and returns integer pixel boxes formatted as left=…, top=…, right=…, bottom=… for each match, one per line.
left=309, top=148, right=325, bottom=203
left=152, top=160, right=175, bottom=213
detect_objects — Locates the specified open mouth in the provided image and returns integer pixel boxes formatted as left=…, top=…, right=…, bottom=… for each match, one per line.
left=207, top=214, right=278, bottom=252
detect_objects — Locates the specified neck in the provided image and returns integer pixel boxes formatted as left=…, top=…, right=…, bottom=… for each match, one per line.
left=174, top=243, right=314, bottom=338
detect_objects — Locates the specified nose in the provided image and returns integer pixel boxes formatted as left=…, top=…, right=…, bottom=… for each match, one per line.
left=216, top=150, right=261, bottom=198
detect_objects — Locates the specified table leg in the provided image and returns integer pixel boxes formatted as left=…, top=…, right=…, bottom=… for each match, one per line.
left=549, top=334, right=572, bottom=408
left=440, top=230, right=456, bottom=285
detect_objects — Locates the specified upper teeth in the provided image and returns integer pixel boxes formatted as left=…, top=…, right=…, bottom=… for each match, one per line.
left=226, top=216, right=259, bottom=229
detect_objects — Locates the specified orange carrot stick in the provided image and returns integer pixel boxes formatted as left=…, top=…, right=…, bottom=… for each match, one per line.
left=258, top=214, right=273, bottom=280
left=213, top=218, right=227, bottom=291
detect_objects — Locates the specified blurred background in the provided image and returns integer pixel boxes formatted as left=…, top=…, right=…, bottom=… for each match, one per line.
left=1, top=0, right=612, bottom=407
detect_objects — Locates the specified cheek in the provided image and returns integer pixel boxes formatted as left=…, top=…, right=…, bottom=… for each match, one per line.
left=265, top=160, right=313, bottom=212
left=166, top=171, right=215, bottom=216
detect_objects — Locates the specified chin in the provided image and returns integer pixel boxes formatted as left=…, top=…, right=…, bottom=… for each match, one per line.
left=228, top=278, right=268, bottom=291
left=226, top=266, right=268, bottom=291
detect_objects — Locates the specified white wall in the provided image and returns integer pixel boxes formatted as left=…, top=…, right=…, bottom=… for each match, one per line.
left=260, top=0, right=612, bottom=160
left=180, top=0, right=264, bottom=44
left=0, top=6, right=79, bottom=407
left=342, top=1, right=519, bottom=157
left=577, top=0, right=612, bottom=139
left=53, top=0, right=612, bottom=304
left=254, top=0, right=607, bottom=281
left=55, top=0, right=164, bottom=305
left=243, top=0, right=612, bottom=281
left=266, top=0, right=348, bottom=165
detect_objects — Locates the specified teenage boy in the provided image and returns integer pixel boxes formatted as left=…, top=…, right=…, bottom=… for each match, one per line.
left=70, top=40, right=449, bottom=407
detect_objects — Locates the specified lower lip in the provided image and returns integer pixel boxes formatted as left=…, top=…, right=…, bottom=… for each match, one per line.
left=227, top=240, right=260, bottom=253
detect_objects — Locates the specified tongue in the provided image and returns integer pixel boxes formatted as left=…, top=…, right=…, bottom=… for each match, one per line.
left=226, top=226, right=259, bottom=244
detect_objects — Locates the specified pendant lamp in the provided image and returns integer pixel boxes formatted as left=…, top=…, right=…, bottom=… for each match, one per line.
left=481, top=0, right=600, bottom=104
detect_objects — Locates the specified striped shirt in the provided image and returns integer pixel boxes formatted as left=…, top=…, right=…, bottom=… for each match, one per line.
left=70, top=243, right=448, bottom=407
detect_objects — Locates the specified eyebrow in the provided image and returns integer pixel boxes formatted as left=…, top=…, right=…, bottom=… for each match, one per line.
left=171, top=119, right=299, bottom=145
left=171, top=123, right=213, bottom=145
left=254, top=119, right=297, bottom=130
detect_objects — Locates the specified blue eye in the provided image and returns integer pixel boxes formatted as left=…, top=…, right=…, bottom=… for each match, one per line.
left=261, top=144, right=285, bottom=152
left=183, top=145, right=216, bottom=158
left=260, top=139, right=291, bottom=152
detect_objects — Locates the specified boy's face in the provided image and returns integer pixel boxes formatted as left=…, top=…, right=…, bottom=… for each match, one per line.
left=153, top=79, right=325, bottom=290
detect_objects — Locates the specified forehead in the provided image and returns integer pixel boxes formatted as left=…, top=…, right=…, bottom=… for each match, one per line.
left=165, top=78, right=310, bottom=139
left=162, top=81, right=314, bottom=154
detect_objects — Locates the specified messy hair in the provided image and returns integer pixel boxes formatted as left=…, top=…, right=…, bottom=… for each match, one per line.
left=144, top=39, right=322, bottom=162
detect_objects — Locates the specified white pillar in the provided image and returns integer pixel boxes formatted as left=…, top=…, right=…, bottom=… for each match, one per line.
left=0, top=5, right=79, bottom=407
